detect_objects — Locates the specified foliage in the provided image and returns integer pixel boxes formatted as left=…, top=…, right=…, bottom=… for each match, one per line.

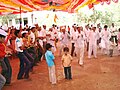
left=76, top=9, right=114, bottom=26
left=76, top=12, right=88, bottom=24
left=0, top=14, right=17, bottom=25
left=76, top=2, right=120, bottom=27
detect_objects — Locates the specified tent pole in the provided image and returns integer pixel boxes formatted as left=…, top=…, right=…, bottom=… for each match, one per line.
left=20, top=7, right=22, bottom=31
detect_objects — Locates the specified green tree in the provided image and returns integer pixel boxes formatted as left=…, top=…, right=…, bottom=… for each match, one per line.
left=76, top=12, right=89, bottom=24
left=0, top=14, right=17, bottom=26
left=101, top=11, right=113, bottom=26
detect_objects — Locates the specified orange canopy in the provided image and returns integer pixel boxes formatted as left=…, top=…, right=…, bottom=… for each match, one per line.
left=0, top=0, right=118, bottom=15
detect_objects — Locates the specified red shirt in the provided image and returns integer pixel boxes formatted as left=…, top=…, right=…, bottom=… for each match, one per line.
left=0, top=43, right=6, bottom=58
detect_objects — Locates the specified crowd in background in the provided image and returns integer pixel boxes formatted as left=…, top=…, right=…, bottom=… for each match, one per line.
left=0, top=22, right=120, bottom=89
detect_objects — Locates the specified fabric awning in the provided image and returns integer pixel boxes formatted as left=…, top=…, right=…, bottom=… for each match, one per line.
left=0, top=0, right=118, bottom=15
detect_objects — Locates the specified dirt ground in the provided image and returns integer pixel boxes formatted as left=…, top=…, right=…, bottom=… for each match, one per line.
left=2, top=46, right=120, bottom=90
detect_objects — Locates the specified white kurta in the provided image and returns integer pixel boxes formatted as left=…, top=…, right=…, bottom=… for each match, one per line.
left=75, top=31, right=86, bottom=65
left=110, top=27, right=117, bottom=36
left=88, top=30, right=98, bottom=58
left=100, top=29, right=111, bottom=54
left=47, top=31, right=56, bottom=52
left=37, top=30, right=43, bottom=46
left=70, top=30, right=78, bottom=44
left=59, top=32, right=69, bottom=56
left=29, top=32, right=35, bottom=43
left=42, top=29, right=47, bottom=42
left=84, top=28, right=90, bottom=43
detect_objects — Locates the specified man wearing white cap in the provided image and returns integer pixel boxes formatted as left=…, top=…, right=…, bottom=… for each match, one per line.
left=0, top=29, right=7, bottom=89
left=110, top=23, right=117, bottom=45
left=100, top=25, right=111, bottom=55
left=42, top=25, right=47, bottom=48
left=59, top=27, right=70, bottom=56
left=29, top=27, right=36, bottom=44
left=70, top=24, right=78, bottom=56
left=46, top=28, right=56, bottom=53
left=75, top=26, right=86, bottom=66
left=84, top=24, right=90, bottom=51
left=88, top=27, right=98, bottom=58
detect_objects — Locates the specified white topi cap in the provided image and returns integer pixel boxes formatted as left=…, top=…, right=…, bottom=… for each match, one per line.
left=21, top=31, right=28, bottom=34
left=2, top=24, right=8, bottom=31
left=0, top=29, right=8, bottom=36
left=61, top=26, right=65, bottom=29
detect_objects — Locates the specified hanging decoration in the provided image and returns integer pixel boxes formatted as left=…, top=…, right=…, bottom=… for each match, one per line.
left=106, top=0, right=111, bottom=5
left=54, top=14, right=58, bottom=23
left=46, top=14, right=49, bottom=18
left=88, top=3, right=94, bottom=9
left=112, top=0, right=118, bottom=3
left=0, top=0, right=119, bottom=15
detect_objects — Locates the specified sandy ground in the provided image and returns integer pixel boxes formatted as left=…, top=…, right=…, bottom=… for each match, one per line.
left=2, top=45, right=120, bottom=90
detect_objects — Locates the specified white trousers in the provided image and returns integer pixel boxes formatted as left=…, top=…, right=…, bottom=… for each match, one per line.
left=48, top=65, right=56, bottom=84
left=103, top=41, right=109, bottom=55
left=88, top=44, right=97, bottom=58
left=100, top=39, right=109, bottom=54
left=76, top=47, right=84, bottom=65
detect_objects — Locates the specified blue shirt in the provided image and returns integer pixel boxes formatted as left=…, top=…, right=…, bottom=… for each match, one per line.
left=45, top=50, right=55, bottom=67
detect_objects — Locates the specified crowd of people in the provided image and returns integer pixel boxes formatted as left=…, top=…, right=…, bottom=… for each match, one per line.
left=0, top=22, right=120, bottom=89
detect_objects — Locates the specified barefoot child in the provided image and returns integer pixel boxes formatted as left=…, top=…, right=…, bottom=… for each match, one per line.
left=62, top=47, right=72, bottom=80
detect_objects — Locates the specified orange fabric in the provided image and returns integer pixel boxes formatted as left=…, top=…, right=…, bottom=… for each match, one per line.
left=0, top=0, right=118, bottom=14
left=0, top=43, right=6, bottom=58
left=54, top=14, right=58, bottom=23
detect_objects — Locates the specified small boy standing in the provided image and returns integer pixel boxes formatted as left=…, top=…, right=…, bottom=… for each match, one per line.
left=62, top=47, right=72, bottom=80
left=109, top=38, right=116, bottom=57
left=45, top=43, right=57, bottom=85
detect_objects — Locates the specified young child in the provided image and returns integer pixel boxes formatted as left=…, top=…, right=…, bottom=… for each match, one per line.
left=0, top=29, right=7, bottom=89
left=45, top=43, right=57, bottom=85
left=109, top=38, right=116, bottom=57
left=61, top=47, right=72, bottom=80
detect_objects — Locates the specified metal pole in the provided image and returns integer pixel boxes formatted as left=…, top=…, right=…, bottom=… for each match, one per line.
left=20, top=7, right=22, bottom=31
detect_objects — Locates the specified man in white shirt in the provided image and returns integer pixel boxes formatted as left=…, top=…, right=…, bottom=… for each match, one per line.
left=75, top=26, right=86, bottom=66
left=88, top=27, right=98, bottom=58
left=59, top=27, right=70, bottom=56
left=96, top=24, right=102, bottom=47
left=110, top=23, right=117, bottom=44
left=100, top=25, right=111, bottom=55
left=52, top=24, right=59, bottom=48
left=84, top=25, right=90, bottom=51
left=70, top=25, right=78, bottom=56
left=29, top=27, right=40, bottom=63
left=14, top=30, right=31, bottom=80
left=46, top=28, right=56, bottom=53
left=42, top=25, right=47, bottom=48
left=29, top=27, right=36, bottom=44
left=37, top=26, right=44, bottom=47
